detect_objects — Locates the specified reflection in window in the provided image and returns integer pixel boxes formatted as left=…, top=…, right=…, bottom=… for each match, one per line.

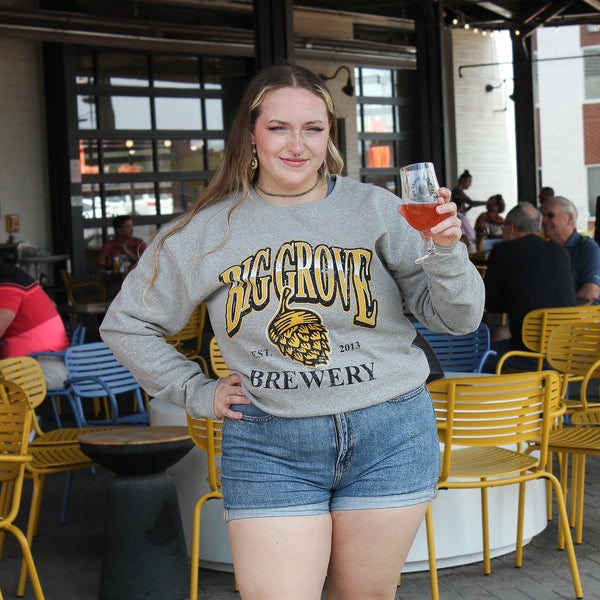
left=205, top=99, right=224, bottom=130
left=362, top=105, right=394, bottom=134
left=81, top=183, right=102, bottom=219
left=363, top=173, right=397, bottom=195
left=75, top=51, right=95, bottom=85
left=153, top=56, right=200, bottom=89
left=77, top=96, right=97, bottom=129
left=357, top=68, right=393, bottom=97
left=158, top=139, right=205, bottom=171
left=355, top=66, right=419, bottom=192
left=584, top=49, right=600, bottom=100
left=79, top=140, right=99, bottom=174
left=155, top=97, right=202, bottom=130
left=160, top=181, right=205, bottom=214
left=97, top=52, right=149, bottom=87
left=84, top=227, right=103, bottom=250
left=207, top=139, right=225, bottom=170
left=98, top=96, right=152, bottom=129
left=101, top=139, right=154, bottom=174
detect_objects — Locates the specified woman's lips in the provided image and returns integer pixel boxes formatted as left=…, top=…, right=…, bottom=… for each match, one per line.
left=281, top=157, right=307, bottom=167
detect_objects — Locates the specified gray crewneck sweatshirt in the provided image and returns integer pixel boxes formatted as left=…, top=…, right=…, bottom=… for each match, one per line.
left=100, top=176, right=484, bottom=419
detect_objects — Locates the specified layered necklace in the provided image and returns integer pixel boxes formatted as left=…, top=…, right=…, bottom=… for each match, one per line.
left=255, top=179, right=320, bottom=198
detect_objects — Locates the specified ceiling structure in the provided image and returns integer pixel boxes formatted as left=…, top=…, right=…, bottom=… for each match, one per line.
left=298, top=1, right=600, bottom=35
left=0, top=1, right=598, bottom=49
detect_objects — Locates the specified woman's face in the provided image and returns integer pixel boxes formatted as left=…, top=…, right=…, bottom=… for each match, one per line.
left=462, top=176, right=472, bottom=190
left=252, top=87, right=330, bottom=195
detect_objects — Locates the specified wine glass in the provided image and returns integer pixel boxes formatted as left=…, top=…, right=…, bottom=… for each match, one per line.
left=398, top=162, right=448, bottom=263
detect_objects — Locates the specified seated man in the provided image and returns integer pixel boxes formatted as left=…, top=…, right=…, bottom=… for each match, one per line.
left=542, top=196, right=600, bottom=305
left=97, top=215, right=147, bottom=272
left=0, top=260, right=69, bottom=387
left=484, top=202, right=576, bottom=372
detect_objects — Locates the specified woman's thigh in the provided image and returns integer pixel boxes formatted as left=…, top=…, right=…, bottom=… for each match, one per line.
left=227, top=513, right=332, bottom=600
left=326, top=502, right=430, bottom=600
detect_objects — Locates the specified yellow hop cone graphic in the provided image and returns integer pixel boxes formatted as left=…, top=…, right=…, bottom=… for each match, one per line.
left=267, top=287, right=331, bottom=367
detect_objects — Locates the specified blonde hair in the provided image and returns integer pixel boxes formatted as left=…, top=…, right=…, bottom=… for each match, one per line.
left=146, top=64, right=344, bottom=293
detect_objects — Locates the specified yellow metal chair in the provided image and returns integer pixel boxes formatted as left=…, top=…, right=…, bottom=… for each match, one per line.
left=0, top=382, right=45, bottom=600
left=0, top=356, right=113, bottom=596
left=546, top=321, right=600, bottom=415
left=60, top=269, right=107, bottom=306
left=186, top=415, right=235, bottom=599
left=496, top=305, right=600, bottom=373
left=165, top=304, right=209, bottom=376
left=209, top=336, right=230, bottom=378
left=425, top=371, right=582, bottom=599
left=529, top=321, right=600, bottom=546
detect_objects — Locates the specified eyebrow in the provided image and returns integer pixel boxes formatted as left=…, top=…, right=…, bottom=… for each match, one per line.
left=266, top=119, right=326, bottom=126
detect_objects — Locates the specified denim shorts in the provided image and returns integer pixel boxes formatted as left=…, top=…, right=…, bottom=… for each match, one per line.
left=221, top=385, right=440, bottom=521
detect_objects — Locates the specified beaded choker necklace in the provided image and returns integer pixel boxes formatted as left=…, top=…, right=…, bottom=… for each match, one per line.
left=256, top=179, right=320, bottom=198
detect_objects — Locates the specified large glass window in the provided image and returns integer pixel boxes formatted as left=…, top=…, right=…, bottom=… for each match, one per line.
left=355, top=67, right=419, bottom=195
left=71, top=49, right=253, bottom=272
left=584, top=48, right=600, bottom=100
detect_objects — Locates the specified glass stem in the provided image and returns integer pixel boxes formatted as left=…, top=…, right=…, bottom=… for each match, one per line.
left=425, top=234, right=436, bottom=256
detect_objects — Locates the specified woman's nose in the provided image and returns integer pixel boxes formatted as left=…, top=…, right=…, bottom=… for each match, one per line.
left=288, top=132, right=303, bottom=153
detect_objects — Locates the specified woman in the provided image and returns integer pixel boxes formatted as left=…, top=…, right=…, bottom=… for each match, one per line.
left=475, top=193, right=506, bottom=237
left=450, top=169, right=485, bottom=212
left=100, top=64, right=484, bottom=600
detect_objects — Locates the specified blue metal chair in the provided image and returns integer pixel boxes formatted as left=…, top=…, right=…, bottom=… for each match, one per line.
left=413, top=321, right=496, bottom=374
left=29, top=322, right=86, bottom=429
left=64, top=342, right=149, bottom=427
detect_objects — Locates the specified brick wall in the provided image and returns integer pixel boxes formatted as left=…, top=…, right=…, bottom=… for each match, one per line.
left=580, top=24, right=600, bottom=47
left=584, top=104, right=600, bottom=164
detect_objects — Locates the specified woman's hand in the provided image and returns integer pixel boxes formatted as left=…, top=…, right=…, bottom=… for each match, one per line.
left=214, top=374, right=251, bottom=419
left=430, top=187, right=463, bottom=248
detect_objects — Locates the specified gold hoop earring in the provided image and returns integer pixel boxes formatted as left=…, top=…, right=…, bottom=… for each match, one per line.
left=250, top=141, right=258, bottom=171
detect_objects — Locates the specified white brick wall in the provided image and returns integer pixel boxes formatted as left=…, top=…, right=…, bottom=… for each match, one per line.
left=451, top=29, right=517, bottom=224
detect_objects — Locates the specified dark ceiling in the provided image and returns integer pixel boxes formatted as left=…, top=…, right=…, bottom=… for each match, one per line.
left=3, top=1, right=600, bottom=46
left=298, top=1, right=600, bottom=35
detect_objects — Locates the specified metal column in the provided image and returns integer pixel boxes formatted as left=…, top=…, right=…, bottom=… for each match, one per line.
left=511, top=32, right=537, bottom=204
left=415, top=1, right=449, bottom=182
left=253, top=0, right=295, bottom=71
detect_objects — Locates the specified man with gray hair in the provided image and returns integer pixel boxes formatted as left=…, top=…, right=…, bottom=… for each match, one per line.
left=542, top=196, right=600, bottom=305
left=484, top=202, right=575, bottom=371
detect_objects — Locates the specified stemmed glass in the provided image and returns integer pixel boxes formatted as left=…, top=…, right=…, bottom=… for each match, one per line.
left=398, top=162, right=448, bottom=263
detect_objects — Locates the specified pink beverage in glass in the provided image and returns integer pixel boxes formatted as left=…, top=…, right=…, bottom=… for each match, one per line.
left=397, top=202, right=445, bottom=233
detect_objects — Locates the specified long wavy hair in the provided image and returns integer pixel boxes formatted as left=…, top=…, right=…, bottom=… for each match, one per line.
left=146, top=64, right=345, bottom=291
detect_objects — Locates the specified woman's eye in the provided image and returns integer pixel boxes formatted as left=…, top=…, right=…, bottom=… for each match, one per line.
left=307, top=127, right=325, bottom=133
left=268, top=126, right=287, bottom=132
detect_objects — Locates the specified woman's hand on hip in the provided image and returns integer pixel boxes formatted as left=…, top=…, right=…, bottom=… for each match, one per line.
left=214, top=374, right=251, bottom=419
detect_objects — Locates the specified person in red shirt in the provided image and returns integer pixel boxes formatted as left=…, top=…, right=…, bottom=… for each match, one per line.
left=97, top=216, right=147, bottom=272
left=0, top=260, right=69, bottom=387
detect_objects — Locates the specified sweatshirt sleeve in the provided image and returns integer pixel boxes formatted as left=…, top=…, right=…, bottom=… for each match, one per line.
left=99, top=234, right=219, bottom=419
left=388, top=233, right=485, bottom=335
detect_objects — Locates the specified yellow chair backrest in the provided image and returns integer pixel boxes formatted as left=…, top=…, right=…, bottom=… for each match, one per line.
left=0, top=357, right=46, bottom=410
left=521, top=305, right=600, bottom=355
left=61, top=269, right=107, bottom=306
left=0, top=357, right=47, bottom=440
left=428, top=371, right=562, bottom=481
left=547, top=321, right=600, bottom=410
left=209, top=337, right=230, bottom=378
left=165, top=303, right=206, bottom=354
left=0, top=380, right=32, bottom=459
left=186, top=414, right=223, bottom=492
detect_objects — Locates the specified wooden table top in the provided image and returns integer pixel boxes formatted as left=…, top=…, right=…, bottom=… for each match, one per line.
left=79, top=426, right=190, bottom=447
